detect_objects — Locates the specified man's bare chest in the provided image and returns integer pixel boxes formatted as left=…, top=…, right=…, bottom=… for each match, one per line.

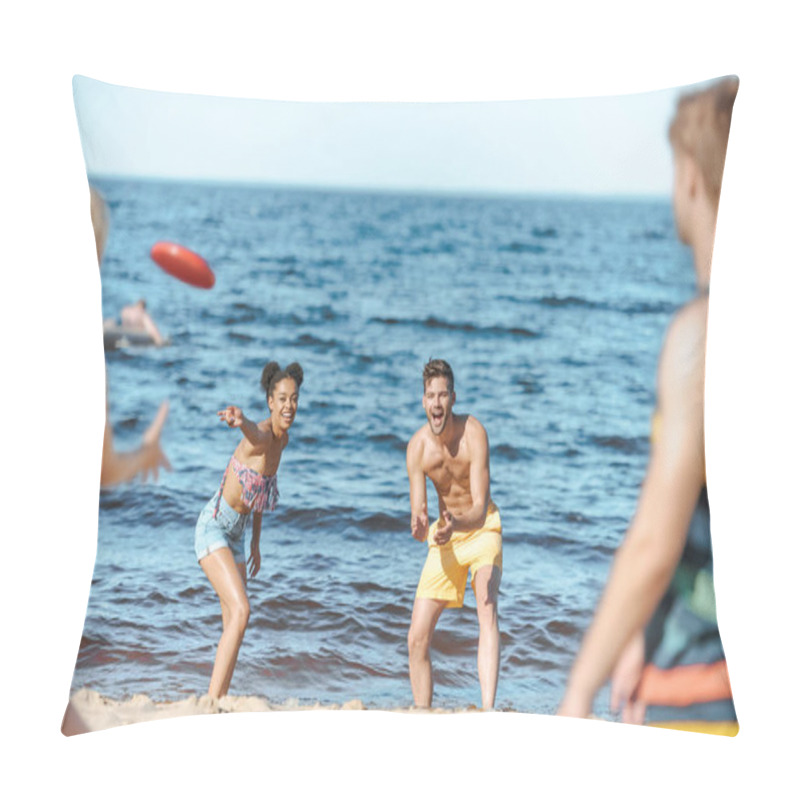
left=423, top=445, right=470, bottom=486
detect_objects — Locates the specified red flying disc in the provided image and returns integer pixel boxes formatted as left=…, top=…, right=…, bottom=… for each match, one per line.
left=150, top=242, right=215, bottom=289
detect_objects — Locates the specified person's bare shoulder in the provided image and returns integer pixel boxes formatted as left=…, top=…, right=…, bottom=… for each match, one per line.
left=406, top=427, right=428, bottom=471
left=256, top=419, right=275, bottom=437
left=656, top=295, right=709, bottom=435
left=463, top=414, right=489, bottom=443
left=251, top=419, right=277, bottom=450
left=659, top=296, right=708, bottom=386
left=407, top=425, right=428, bottom=454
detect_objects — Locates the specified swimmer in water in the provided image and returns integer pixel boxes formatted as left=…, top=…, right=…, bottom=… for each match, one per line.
left=195, top=361, right=303, bottom=698
left=103, top=298, right=166, bottom=347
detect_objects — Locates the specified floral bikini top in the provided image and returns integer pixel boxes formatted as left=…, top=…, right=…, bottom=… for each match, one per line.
left=213, top=453, right=279, bottom=518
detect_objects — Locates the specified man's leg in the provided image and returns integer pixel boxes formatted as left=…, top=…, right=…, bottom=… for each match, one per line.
left=407, top=597, right=448, bottom=707
left=473, top=564, right=501, bottom=709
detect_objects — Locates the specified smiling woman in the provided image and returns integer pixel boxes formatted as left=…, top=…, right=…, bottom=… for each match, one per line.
left=195, top=360, right=304, bottom=698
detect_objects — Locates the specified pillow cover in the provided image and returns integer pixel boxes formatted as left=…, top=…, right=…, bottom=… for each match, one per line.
left=63, top=74, right=738, bottom=736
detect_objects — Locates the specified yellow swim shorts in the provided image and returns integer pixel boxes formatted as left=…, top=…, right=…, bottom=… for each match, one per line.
left=415, top=503, right=503, bottom=608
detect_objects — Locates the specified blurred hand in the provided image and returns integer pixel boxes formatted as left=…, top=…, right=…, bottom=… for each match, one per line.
left=139, top=400, right=172, bottom=482
left=610, top=631, right=646, bottom=724
left=556, top=690, right=593, bottom=719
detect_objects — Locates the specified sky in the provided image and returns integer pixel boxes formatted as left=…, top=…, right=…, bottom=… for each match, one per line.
left=73, top=74, right=685, bottom=197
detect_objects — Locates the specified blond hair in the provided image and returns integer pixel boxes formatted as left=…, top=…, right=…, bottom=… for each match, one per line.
left=669, top=76, right=739, bottom=209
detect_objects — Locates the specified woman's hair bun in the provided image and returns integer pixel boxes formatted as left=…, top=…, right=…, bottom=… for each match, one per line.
left=285, top=362, right=304, bottom=389
left=260, top=361, right=281, bottom=394
left=261, top=361, right=304, bottom=396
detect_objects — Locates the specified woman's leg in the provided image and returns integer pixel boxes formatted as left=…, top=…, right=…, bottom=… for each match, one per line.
left=200, top=547, right=249, bottom=698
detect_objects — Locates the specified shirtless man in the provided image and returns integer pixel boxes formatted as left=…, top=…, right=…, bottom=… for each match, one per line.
left=406, top=358, right=502, bottom=709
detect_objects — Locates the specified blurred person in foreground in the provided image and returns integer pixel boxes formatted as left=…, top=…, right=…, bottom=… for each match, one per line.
left=89, top=185, right=171, bottom=486
left=558, top=77, right=739, bottom=735
left=88, top=185, right=171, bottom=481
left=63, top=186, right=172, bottom=735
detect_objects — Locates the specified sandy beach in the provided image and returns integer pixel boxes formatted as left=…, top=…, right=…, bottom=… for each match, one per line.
left=62, top=689, right=480, bottom=735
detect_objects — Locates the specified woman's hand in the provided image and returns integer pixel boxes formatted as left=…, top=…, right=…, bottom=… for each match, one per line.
left=249, top=512, right=263, bottom=578
left=248, top=544, right=261, bottom=579
left=218, top=406, right=244, bottom=428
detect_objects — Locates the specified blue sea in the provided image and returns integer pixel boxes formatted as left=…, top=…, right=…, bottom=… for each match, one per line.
left=72, top=177, right=694, bottom=714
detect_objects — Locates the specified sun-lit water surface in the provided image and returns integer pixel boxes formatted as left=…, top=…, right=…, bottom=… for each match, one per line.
left=72, top=178, right=691, bottom=715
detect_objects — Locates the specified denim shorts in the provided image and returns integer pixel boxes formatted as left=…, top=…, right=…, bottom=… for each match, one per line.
left=195, top=491, right=248, bottom=564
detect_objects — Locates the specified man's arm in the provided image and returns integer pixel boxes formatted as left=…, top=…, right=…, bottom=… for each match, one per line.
left=407, top=433, right=428, bottom=541
left=448, top=418, right=491, bottom=532
left=559, top=300, right=708, bottom=717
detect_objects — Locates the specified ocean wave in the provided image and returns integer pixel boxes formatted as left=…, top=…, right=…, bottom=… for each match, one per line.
left=514, top=375, right=543, bottom=395
left=278, top=505, right=406, bottom=535
left=222, top=303, right=267, bottom=325
left=384, top=241, right=457, bottom=256
left=587, top=434, right=649, bottom=455
left=349, top=580, right=393, bottom=595
left=537, top=295, right=602, bottom=309
left=499, top=241, right=547, bottom=254
left=370, top=316, right=540, bottom=339
left=280, top=506, right=356, bottom=529
left=619, top=300, right=677, bottom=315
left=265, top=648, right=396, bottom=682
left=564, top=512, right=593, bottom=525
left=504, top=654, right=560, bottom=671
left=291, top=333, right=339, bottom=350
left=493, top=295, right=675, bottom=317
left=226, top=331, right=255, bottom=342
left=507, top=532, right=614, bottom=560
left=492, top=443, right=540, bottom=461
left=545, top=619, right=581, bottom=638
left=357, top=513, right=407, bottom=533
left=77, top=640, right=157, bottom=667
left=636, top=229, right=669, bottom=241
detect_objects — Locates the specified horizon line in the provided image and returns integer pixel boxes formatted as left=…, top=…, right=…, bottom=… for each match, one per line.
left=87, top=172, right=671, bottom=203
